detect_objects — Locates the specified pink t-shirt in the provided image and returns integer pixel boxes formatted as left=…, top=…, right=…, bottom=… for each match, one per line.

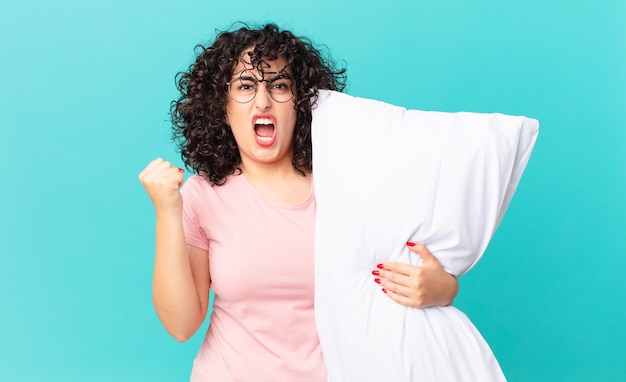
left=181, top=174, right=326, bottom=382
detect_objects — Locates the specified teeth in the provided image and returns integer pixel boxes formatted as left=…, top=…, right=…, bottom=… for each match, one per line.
left=254, top=118, right=273, bottom=125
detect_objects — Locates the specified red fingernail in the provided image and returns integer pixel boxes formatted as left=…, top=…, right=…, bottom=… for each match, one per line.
left=376, top=264, right=384, bottom=269
left=178, top=168, right=185, bottom=173
left=406, top=241, right=416, bottom=247
left=382, top=288, right=388, bottom=294
left=374, top=278, right=381, bottom=284
left=372, top=270, right=380, bottom=276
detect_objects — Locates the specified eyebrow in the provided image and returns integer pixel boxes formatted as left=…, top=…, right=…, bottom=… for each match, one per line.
left=232, top=73, right=291, bottom=82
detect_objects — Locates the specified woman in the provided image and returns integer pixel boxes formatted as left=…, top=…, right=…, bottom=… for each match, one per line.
left=138, top=23, right=459, bottom=381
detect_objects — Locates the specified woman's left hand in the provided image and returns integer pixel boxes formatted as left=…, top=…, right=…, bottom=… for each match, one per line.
left=372, top=242, right=458, bottom=308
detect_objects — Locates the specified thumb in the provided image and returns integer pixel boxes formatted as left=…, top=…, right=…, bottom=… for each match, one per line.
left=406, top=242, right=439, bottom=266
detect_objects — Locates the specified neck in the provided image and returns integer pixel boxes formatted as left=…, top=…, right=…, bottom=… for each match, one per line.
left=239, top=160, right=311, bottom=204
left=239, top=154, right=297, bottom=178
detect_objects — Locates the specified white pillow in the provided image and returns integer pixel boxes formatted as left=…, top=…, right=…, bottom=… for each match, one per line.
left=312, top=90, right=538, bottom=381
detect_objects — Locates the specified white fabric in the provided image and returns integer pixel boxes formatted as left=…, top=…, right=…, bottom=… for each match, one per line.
left=311, top=90, right=539, bottom=382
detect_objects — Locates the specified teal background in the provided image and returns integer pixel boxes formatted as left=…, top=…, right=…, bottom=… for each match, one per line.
left=1, top=0, right=624, bottom=381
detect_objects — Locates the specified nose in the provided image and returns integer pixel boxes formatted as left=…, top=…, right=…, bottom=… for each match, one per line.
left=253, top=82, right=272, bottom=110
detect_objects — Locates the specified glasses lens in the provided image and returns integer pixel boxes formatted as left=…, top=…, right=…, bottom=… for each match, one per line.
left=229, top=78, right=256, bottom=103
left=267, top=79, right=294, bottom=103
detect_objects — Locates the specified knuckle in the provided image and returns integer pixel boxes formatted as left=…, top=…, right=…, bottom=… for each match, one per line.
left=410, top=275, right=423, bottom=289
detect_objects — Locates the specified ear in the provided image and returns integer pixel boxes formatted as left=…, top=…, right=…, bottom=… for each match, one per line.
left=224, top=109, right=231, bottom=127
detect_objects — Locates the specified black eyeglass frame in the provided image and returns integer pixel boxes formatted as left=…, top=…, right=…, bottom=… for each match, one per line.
left=226, top=72, right=295, bottom=104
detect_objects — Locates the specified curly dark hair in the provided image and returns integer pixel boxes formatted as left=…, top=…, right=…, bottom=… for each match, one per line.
left=170, top=23, right=347, bottom=185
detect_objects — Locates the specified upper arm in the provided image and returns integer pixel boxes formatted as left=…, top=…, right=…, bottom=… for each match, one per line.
left=188, top=244, right=211, bottom=318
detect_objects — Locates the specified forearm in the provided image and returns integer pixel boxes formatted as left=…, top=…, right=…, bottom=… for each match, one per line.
left=152, top=211, right=205, bottom=341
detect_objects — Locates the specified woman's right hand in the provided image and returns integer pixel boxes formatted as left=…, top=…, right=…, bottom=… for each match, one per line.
left=138, top=158, right=185, bottom=214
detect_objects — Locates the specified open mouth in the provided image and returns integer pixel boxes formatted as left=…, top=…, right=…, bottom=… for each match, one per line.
left=254, top=117, right=276, bottom=146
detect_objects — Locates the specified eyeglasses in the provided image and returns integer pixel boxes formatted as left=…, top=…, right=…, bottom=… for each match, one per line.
left=226, top=74, right=294, bottom=104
